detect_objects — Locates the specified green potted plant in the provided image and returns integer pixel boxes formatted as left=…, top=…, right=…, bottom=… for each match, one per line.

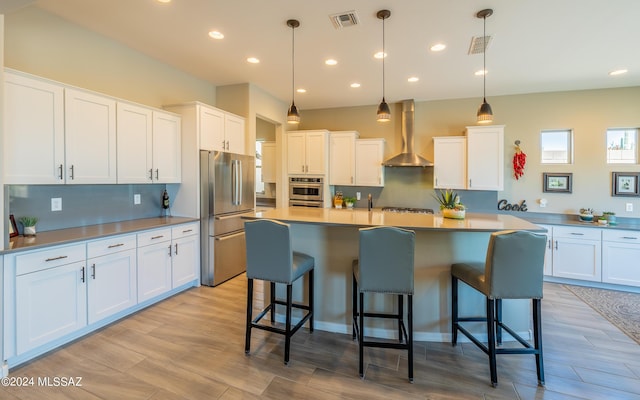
left=343, top=197, right=357, bottom=208
left=433, top=189, right=466, bottom=219
left=19, top=216, right=39, bottom=236
left=602, top=211, right=616, bottom=225
left=597, top=215, right=608, bottom=225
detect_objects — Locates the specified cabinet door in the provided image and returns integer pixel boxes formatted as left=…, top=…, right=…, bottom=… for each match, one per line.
left=433, top=137, right=466, bottom=189
left=200, top=106, right=225, bottom=151
left=137, top=241, right=172, bottom=302
left=330, top=133, right=356, bottom=185
left=602, top=231, right=640, bottom=286
left=287, top=132, right=307, bottom=174
left=305, top=131, right=328, bottom=175
left=355, top=139, right=385, bottom=186
left=4, top=72, right=65, bottom=184
left=261, top=142, right=276, bottom=183
left=537, top=225, right=553, bottom=276
left=466, top=126, right=504, bottom=190
left=87, top=249, right=137, bottom=324
left=552, top=237, right=602, bottom=281
left=225, top=113, right=246, bottom=154
left=65, top=88, right=117, bottom=184
left=172, top=234, right=199, bottom=287
left=16, top=261, right=87, bottom=354
left=117, top=102, right=153, bottom=183
left=153, top=111, right=181, bottom=183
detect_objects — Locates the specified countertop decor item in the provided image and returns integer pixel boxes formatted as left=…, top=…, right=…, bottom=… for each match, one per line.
left=434, top=189, right=466, bottom=219
left=579, top=208, right=594, bottom=222
left=344, top=197, right=356, bottom=208
left=603, top=211, right=617, bottom=225
left=19, top=216, right=39, bottom=236
left=9, top=214, right=18, bottom=238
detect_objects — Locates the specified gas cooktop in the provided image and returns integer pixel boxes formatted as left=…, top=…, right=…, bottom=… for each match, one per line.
left=381, top=207, right=435, bottom=214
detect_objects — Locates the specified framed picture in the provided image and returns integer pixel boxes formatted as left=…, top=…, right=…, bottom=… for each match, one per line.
left=612, top=172, right=640, bottom=197
left=543, top=173, right=573, bottom=193
left=9, top=214, right=18, bottom=238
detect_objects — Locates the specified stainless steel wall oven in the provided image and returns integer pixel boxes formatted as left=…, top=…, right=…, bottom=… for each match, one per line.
left=289, top=177, right=324, bottom=207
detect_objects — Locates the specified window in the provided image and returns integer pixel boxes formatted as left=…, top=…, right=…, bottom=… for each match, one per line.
left=541, top=129, right=573, bottom=164
left=255, top=141, right=265, bottom=194
left=607, top=128, right=637, bottom=164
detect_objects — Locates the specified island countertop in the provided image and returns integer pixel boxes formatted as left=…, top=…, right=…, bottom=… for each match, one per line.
left=245, top=207, right=545, bottom=232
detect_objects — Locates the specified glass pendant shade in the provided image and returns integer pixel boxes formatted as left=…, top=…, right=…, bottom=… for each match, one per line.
left=287, top=102, right=300, bottom=124
left=477, top=98, right=493, bottom=124
left=377, top=98, right=391, bottom=122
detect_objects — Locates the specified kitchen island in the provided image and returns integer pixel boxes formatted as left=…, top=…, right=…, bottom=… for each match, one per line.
left=244, top=207, right=545, bottom=342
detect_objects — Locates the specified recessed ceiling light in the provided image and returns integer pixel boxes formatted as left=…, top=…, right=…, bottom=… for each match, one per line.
left=408, top=77, right=419, bottom=83
left=297, top=88, right=306, bottom=93
left=156, top=0, right=171, bottom=3
left=325, top=59, right=338, bottom=66
left=430, top=43, right=446, bottom=52
left=609, top=69, right=628, bottom=76
left=475, top=69, right=487, bottom=76
left=208, top=30, right=224, bottom=40
left=350, top=83, right=361, bottom=88
left=374, top=51, right=387, bottom=59
left=247, top=57, right=260, bottom=64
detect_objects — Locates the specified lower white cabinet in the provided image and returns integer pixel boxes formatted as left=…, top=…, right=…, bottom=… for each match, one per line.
left=137, top=228, right=173, bottom=302
left=602, top=230, right=640, bottom=286
left=548, top=226, right=602, bottom=282
left=171, top=223, right=200, bottom=287
left=87, top=234, right=137, bottom=324
left=538, top=224, right=553, bottom=276
left=15, top=244, right=87, bottom=355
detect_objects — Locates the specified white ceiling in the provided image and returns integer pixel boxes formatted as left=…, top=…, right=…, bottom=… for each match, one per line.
left=17, top=0, right=640, bottom=110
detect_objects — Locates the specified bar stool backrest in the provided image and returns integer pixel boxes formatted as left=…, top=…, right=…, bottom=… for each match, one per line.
left=358, top=226, right=415, bottom=294
left=485, top=230, right=547, bottom=299
left=245, top=219, right=294, bottom=283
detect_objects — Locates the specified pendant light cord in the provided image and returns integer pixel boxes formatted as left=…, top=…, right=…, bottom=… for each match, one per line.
left=382, top=15, right=386, bottom=99
left=482, top=14, right=487, bottom=101
left=291, top=24, right=296, bottom=103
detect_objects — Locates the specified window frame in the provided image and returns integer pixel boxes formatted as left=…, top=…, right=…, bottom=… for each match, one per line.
left=606, top=128, right=637, bottom=164
left=540, top=129, right=573, bottom=164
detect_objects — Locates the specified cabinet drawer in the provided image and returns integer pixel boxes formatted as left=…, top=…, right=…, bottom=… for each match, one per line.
left=16, top=243, right=86, bottom=276
left=552, top=226, right=601, bottom=240
left=137, top=228, right=171, bottom=247
left=87, top=234, right=136, bottom=258
left=172, top=222, right=199, bottom=239
left=602, top=229, right=640, bottom=244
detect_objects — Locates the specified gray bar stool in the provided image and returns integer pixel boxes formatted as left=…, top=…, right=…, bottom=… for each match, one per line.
left=451, top=230, right=547, bottom=387
left=244, top=219, right=314, bottom=365
left=352, top=226, right=416, bottom=383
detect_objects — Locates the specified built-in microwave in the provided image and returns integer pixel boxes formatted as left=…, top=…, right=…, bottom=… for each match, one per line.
left=289, top=177, right=323, bottom=206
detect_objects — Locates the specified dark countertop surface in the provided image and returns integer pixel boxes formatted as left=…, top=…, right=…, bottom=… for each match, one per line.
left=517, top=212, right=640, bottom=231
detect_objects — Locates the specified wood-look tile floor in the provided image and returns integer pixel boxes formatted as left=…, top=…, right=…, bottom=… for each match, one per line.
left=3, top=277, right=640, bottom=399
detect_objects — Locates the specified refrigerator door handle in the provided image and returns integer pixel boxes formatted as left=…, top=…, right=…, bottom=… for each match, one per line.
left=232, top=159, right=242, bottom=206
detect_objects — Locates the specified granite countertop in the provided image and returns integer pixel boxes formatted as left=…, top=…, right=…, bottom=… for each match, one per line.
left=244, top=207, right=544, bottom=232
left=3, top=216, right=199, bottom=255
left=520, top=213, right=640, bottom=231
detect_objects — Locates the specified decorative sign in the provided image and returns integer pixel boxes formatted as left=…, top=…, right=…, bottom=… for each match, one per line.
left=497, top=199, right=528, bottom=212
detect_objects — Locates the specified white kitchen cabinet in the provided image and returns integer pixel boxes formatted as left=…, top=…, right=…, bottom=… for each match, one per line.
left=433, top=136, right=466, bottom=189
left=116, top=102, right=153, bottom=183
left=152, top=111, right=182, bottom=183
left=330, top=131, right=358, bottom=185
left=15, top=243, right=87, bottom=354
left=194, top=104, right=245, bottom=154
left=551, top=226, right=601, bottom=282
left=537, top=224, right=554, bottom=276
left=86, top=234, right=137, bottom=324
left=602, top=229, right=640, bottom=287
left=466, top=125, right=504, bottom=191
left=171, top=222, right=200, bottom=287
left=3, top=70, right=65, bottom=184
left=64, top=88, right=117, bottom=184
left=224, top=113, right=246, bottom=154
left=137, top=228, right=173, bottom=303
left=261, top=141, right=276, bottom=183
left=355, top=139, right=385, bottom=187
left=287, top=130, right=329, bottom=175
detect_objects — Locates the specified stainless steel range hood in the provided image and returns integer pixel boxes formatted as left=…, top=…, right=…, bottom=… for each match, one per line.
left=382, top=99, right=433, bottom=167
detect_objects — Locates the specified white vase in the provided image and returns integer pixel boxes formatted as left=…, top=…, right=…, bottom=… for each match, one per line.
left=24, top=225, right=37, bottom=236
left=442, top=209, right=465, bottom=219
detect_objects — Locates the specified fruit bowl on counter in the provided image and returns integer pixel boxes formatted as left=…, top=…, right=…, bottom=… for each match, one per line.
left=578, top=208, right=594, bottom=222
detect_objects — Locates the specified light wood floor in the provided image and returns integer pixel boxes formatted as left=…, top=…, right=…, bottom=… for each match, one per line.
left=3, top=277, right=640, bottom=399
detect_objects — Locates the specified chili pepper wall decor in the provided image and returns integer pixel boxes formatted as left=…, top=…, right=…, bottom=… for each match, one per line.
left=513, top=140, right=527, bottom=180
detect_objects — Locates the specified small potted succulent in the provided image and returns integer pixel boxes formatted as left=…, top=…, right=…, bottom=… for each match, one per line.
left=343, top=197, right=357, bottom=208
left=433, top=189, right=466, bottom=219
left=579, top=208, right=594, bottom=222
left=602, top=211, right=616, bottom=225
left=597, top=215, right=608, bottom=225
left=19, top=216, right=39, bottom=236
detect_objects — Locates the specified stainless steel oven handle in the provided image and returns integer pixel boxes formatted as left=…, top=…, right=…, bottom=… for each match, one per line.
left=214, top=231, right=245, bottom=241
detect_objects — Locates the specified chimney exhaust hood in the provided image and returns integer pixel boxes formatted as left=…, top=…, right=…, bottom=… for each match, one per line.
left=382, top=99, right=433, bottom=167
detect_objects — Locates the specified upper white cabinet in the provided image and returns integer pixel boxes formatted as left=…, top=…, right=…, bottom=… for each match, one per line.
left=224, top=113, right=246, bottom=154
left=64, top=88, right=117, bottom=184
left=355, top=139, right=385, bottom=187
left=4, top=71, right=65, bottom=184
left=329, top=131, right=358, bottom=185
left=466, top=125, right=504, bottom=191
left=261, top=141, right=276, bottom=183
left=433, top=136, right=467, bottom=189
left=151, top=111, right=181, bottom=183
left=287, top=130, right=329, bottom=175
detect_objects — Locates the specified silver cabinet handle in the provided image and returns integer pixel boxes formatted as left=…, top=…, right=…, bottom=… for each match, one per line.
left=81, top=266, right=85, bottom=283
left=554, top=240, right=558, bottom=250
left=174, top=243, right=179, bottom=255
left=222, top=140, right=226, bottom=150
left=155, top=169, right=159, bottom=180
left=547, top=239, right=551, bottom=249
left=569, top=233, right=584, bottom=236
left=151, top=235, right=165, bottom=240
left=108, top=243, right=124, bottom=248
left=45, top=255, right=68, bottom=262
left=182, top=229, right=193, bottom=233
left=168, top=245, right=172, bottom=257
left=622, top=236, right=638, bottom=240
left=149, top=168, right=154, bottom=181
left=70, top=165, right=75, bottom=180
left=58, top=164, right=64, bottom=180
left=91, top=263, right=96, bottom=279
left=469, top=179, right=472, bottom=188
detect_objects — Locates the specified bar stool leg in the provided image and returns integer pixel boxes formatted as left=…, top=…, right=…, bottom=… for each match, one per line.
left=245, top=278, right=254, bottom=354
left=486, top=298, right=498, bottom=387
left=408, top=294, right=414, bottom=383
left=284, top=283, right=293, bottom=365
left=270, top=281, right=276, bottom=323
left=398, top=294, right=404, bottom=343
left=451, top=276, right=459, bottom=346
left=495, top=299, right=503, bottom=346
left=359, top=292, right=365, bottom=378
left=533, top=299, right=545, bottom=386
left=352, top=273, right=357, bottom=340
left=309, top=269, right=315, bottom=332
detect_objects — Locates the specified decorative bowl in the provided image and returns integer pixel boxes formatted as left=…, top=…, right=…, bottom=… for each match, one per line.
left=578, top=214, right=593, bottom=222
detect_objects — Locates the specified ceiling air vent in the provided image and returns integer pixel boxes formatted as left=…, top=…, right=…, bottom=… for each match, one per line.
left=329, top=10, right=359, bottom=29
left=468, top=35, right=492, bottom=55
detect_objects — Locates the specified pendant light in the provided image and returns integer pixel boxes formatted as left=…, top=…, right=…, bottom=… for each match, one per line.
left=287, top=19, right=301, bottom=124
left=376, top=10, right=391, bottom=122
left=476, top=8, right=493, bottom=124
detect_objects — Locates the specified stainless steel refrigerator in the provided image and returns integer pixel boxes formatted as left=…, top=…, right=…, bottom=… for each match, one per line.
left=200, top=150, right=255, bottom=286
